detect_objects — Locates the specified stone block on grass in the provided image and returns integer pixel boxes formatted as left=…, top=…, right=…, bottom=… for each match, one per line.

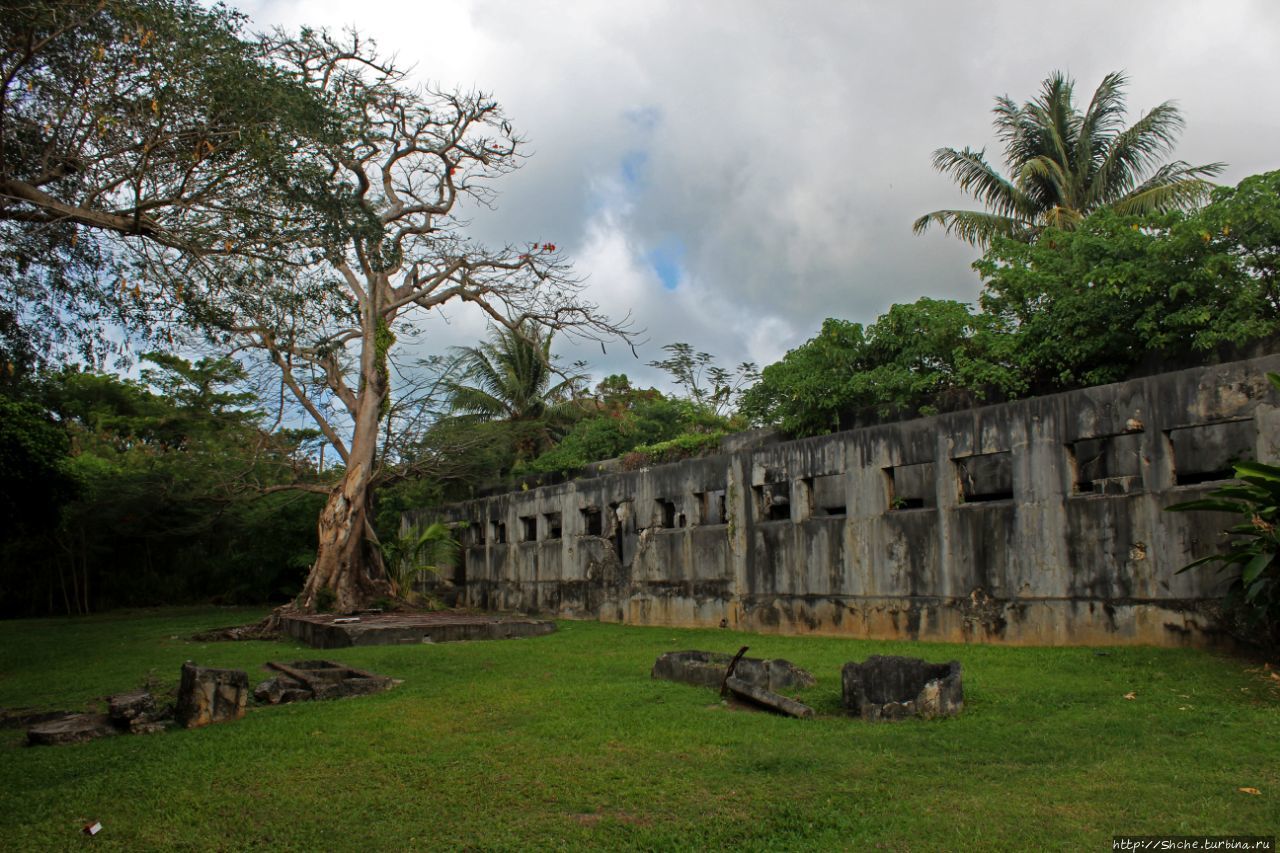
left=27, top=713, right=118, bottom=746
left=175, top=662, right=249, bottom=729
left=841, top=655, right=963, bottom=721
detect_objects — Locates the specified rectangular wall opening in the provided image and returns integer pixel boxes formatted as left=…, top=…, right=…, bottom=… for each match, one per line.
left=492, top=521, right=507, bottom=545
left=519, top=514, right=537, bottom=542
left=956, top=451, right=1013, bottom=503
left=1168, top=420, right=1254, bottom=485
left=608, top=501, right=626, bottom=562
left=1070, top=433, right=1143, bottom=495
left=754, top=483, right=790, bottom=521
left=470, top=521, right=486, bottom=546
left=885, top=461, right=935, bottom=510
left=581, top=506, right=603, bottom=536
left=543, top=512, right=562, bottom=540
left=695, top=489, right=727, bottom=525
left=655, top=498, right=677, bottom=529
left=809, top=473, right=847, bottom=516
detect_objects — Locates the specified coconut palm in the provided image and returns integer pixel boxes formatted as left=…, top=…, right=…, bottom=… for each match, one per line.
left=913, top=71, right=1224, bottom=247
left=444, top=321, right=585, bottom=458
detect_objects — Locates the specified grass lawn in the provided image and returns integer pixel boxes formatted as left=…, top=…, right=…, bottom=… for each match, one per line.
left=0, top=608, right=1277, bottom=851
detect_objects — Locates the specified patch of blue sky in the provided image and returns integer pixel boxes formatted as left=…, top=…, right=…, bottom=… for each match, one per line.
left=646, top=238, right=685, bottom=291
left=620, top=149, right=648, bottom=189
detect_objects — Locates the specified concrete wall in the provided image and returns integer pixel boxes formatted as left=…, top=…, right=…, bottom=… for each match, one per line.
left=408, top=355, right=1280, bottom=647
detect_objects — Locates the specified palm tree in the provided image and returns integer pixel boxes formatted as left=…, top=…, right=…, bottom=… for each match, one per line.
left=444, top=321, right=585, bottom=458
left=913, top=71, right=1224, bottom=247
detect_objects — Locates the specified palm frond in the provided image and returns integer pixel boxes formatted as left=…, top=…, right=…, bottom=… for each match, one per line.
left=1076, top=71, right=1128, bottom=180
left=927, top=147, right=1035, bottom=219
left=912, top=209, right=1031, bottom=247
left=1089, top=102, right=1187, bottom=205
left=1111, top=161, right=1224, bottom=215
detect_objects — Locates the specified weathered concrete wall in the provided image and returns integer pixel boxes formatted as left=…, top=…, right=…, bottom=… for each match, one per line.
left=407, top=355, right=1280, bottom=647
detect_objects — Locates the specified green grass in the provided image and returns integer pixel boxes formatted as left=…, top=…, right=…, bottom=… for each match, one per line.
left=1, top=609, right=1277, bottom=851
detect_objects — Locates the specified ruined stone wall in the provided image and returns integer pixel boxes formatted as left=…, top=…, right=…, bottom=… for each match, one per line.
left=407, top=355, right=1280, bottom=647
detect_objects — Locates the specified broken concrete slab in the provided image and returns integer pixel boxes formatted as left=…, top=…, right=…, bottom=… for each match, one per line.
left=723, top=676, right=815, bottom=718
left=27, top=713, right=118, bottom=746
left=254, top=660, right=397, bottom=704
left=652, top=650, right=816, bottom=692
left=841, top=655, right=963, bottom=721
left=175, top=662, right=249, bottom=729
left=252, top=678, right=312, bottom=706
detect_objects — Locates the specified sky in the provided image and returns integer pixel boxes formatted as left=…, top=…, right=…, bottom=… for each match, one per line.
left=240, top=0, right=1280, bottom=391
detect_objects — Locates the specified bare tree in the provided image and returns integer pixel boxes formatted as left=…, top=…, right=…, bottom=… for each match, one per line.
left=139, top=30, right=630, bottom=613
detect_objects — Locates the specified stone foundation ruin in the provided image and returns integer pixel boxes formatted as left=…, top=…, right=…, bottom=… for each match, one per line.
left=841, top=655, right=963, bottom=721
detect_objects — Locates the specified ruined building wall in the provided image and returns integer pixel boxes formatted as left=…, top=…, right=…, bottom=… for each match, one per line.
left=407, top=356, right=1280, bottom=647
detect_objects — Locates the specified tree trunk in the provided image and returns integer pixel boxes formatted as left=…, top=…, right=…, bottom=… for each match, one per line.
left=297, top=460, right=392, bottom=613
left=295, top=305, right=392, bottom=615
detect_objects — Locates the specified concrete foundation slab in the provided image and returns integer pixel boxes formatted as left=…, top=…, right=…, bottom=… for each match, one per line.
left=282, top=610, right=556, bottom=648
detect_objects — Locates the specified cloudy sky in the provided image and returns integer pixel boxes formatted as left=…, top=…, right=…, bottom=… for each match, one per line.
left=241, top=0, right=1279, bottom=389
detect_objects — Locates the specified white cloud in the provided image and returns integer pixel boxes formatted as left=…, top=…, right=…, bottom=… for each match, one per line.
left=241, top=0, right=1280, bottom=390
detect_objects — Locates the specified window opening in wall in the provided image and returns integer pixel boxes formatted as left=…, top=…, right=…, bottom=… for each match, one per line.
left=608, top=501, right=627, bottom=563
left=885, top=462, right=934, bottom=510
left=656, top=498, right=677, bottom=529
left=492, top=520, right=507, bottom=544
left=543, top=512, right=562, bottom=540
left=581, top=506, right=603, bottom=536
left=471, top=521, right=486, bottom=546
left=809, top=473, right=847, bottom=516
left=754, top=483, right=790, bottom=521
left=1069, top=433, right=1143, bottom=495
left=1168, top=420, right=1254, bottom=486
left=694, top=489, right=727, bottom=525
left=519, top=514, right=537, bottom=542
left=956, top=451, right=1013, bottom=503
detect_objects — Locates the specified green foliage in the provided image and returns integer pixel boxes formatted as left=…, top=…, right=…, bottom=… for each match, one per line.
left=647, top=343, right=758, bottom=417
left=0, top=359, right=324, bottom=616
left=444, top=321, right=587, bottom=462
left=1168, top=374, right=1280, bottom=649
left=914, top=70, right=1223, bottom=247
left=381, top=521, right=461, bottom=602
left=0, top=396, right=76, bottom=531
left=375, top=318, right=395, bottom=421
left=623, top=431, right=725, bottom=469
left=741, top=300, right=1012, bottom=434
left=749, top=171, right=1280, bottom=437
left=0, top=0, right=337, bottom=366
left=977, top=173, right=1280, bottom=392
left=517, top=380, right=738, bottom=476
left=313, top=586, right=336, bottom=613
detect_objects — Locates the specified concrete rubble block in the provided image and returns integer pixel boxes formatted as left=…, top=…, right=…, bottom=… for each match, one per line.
left=252, top=677, right=312, bottom=706
left=27, top=713, right=118, bottom=746
left=175, top=662, right=249, bottom=729
left=652, top=650, right=816, bottom=692
left=841, top=655, right=963, bottom=721
left=723, top=676, right=815, bottom=718
left=107, top=689, right=157, bottom=730
left=255, top=660, right=397, bottom=705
